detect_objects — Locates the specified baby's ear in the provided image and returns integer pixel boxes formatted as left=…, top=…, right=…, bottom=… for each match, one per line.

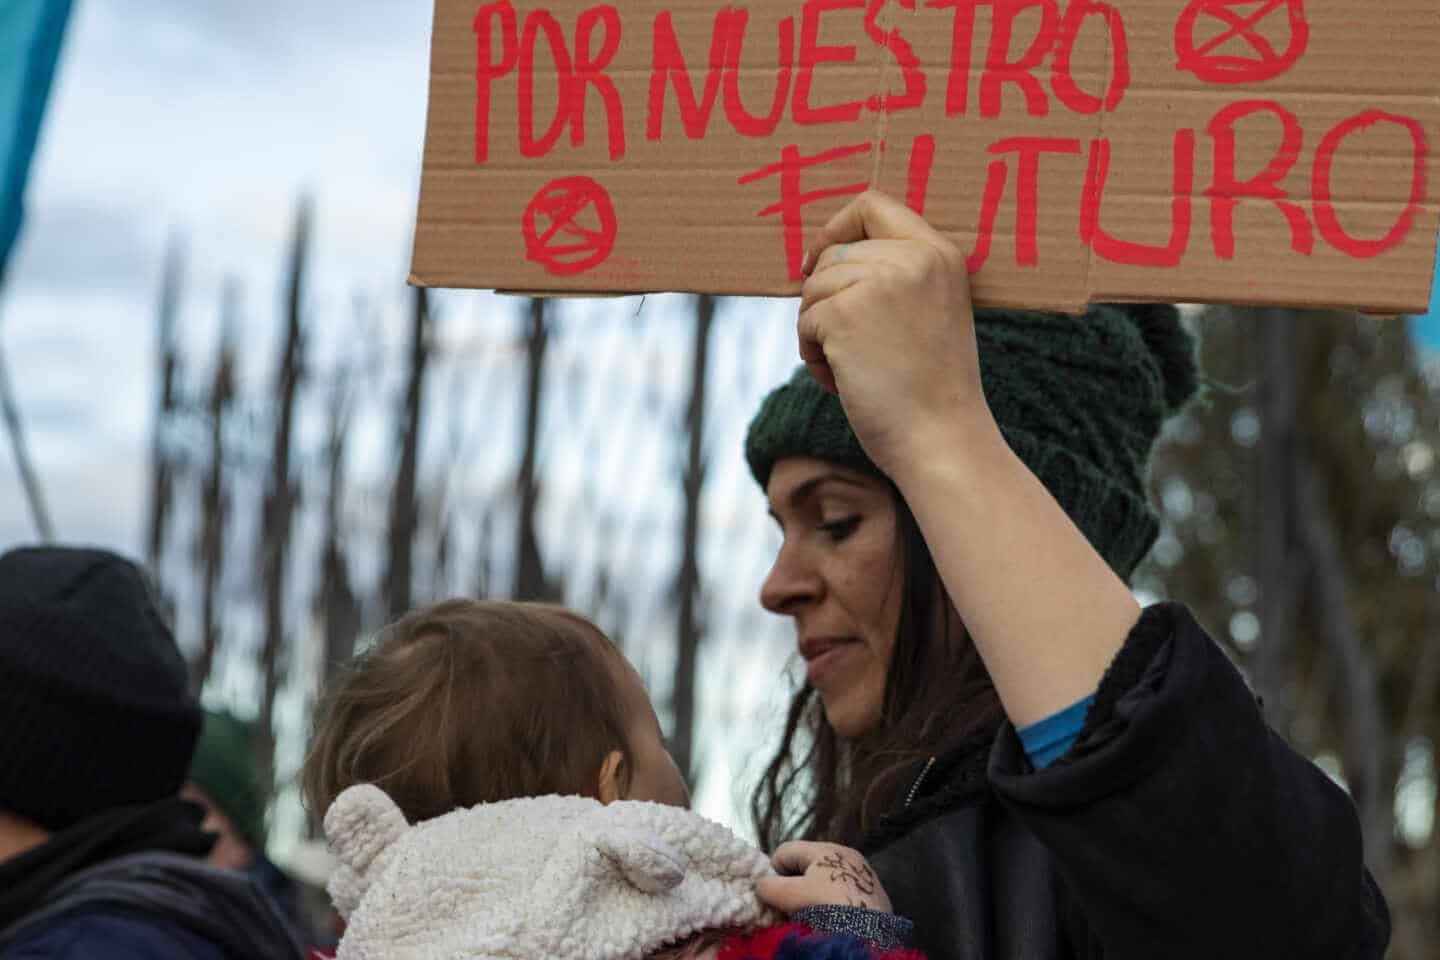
left=594, top=826, right=686, bottom=894
left=596, top=749, right=628, bottom=805
left=323, top=784, right=410, bottom=917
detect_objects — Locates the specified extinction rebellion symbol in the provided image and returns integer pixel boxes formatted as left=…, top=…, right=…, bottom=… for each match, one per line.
left=523, top=176, right=618, bottom=276
left=1176, top=0, right=1310, bottom=84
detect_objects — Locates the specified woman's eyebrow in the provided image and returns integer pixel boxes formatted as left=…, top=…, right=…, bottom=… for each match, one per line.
left=785, top=472, right=864, bottom=509
left=767, top=473, right=867, bottom=524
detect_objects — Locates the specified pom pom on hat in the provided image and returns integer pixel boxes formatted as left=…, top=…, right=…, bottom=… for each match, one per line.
left=1123, top=303, right=1200, bottom=412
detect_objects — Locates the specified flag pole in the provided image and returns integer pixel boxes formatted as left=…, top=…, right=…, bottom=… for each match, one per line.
left=0, top=322, right=54, bottom=540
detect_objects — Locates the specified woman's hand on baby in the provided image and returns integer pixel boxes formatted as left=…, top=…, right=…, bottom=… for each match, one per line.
left=755, top=841, right=892, bottom=914
left=795, top=190, right=993, bottom=481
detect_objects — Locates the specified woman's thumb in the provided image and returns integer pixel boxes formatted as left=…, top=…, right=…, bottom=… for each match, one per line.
left=796, top=312, right=836, bottom=395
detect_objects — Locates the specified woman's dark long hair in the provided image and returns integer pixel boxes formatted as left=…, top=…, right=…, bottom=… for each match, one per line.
left=751, top=488, right=1003, bottom=849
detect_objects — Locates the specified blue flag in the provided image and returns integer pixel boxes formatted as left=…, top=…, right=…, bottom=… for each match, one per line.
left=1, top=0, right=75, bottom=284
left=1412, top=234, right=1440, bottom=352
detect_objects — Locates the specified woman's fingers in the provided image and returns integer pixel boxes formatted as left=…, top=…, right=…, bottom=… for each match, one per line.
left=808, top=238, right=914, bottom=279
left=803, top=191, right=947, bottom=275
left=797, top=239, right=918, bottom=394
left=770, top=840, right=824, bottom=876
left=758, top=842, right=828, bottom=914
left=796, top=263, right=871, bottom=395
left=754, top=874, right=812, bottom=915
left=799, top=262, right=868, bottom=316
left=759, top=841, right=893, bottom=915
left=788, top=187, right=983, bottom=480
left=795, top=293, right=850, bottom=395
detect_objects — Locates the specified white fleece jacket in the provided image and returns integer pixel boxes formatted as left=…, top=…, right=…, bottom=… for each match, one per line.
left=324, top=784, right=780, bottom=960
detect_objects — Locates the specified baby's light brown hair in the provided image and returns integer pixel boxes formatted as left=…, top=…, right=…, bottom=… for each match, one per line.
left=303, top=599, right=633, bottom=826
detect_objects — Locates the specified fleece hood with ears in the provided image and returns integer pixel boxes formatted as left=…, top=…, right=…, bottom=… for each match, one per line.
left=323, top=785, right=782, bottom=960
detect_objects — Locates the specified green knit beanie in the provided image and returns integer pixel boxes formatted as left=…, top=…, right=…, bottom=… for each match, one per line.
left=187, top=709, right=266, bottom=850
left=744, top=304, right=1199, bottom=580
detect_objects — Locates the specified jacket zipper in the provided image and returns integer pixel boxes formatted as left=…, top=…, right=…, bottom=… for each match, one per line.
left=904, top=756, right=937, bottom=808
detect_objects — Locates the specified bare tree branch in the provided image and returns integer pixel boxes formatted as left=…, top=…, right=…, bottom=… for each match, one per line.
left=1400, top=587, right=1440, bottom=744
left=672, top=293, right=714, bottom=786
left=514, top=298, right=556, bottom=601
left=256, top=196, right=310, bottom=809
left=317, top=344, right=360, bottom=691
left=1254, top=308, right=1299, bottom=735
left=384, top=287, right=431, bottom=618
left=146, top=236, right=184, bottom=584
left=1294, top=450, right=1392, bottom=884
left=190, top=279, right=238, bottom=693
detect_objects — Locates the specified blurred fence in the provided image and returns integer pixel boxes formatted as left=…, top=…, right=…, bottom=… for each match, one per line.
left=136, top=206, right=804, bottom=846
left=60, top=200, right=1434, bottom=956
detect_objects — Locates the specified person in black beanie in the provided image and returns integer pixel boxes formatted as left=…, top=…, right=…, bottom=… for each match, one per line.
left=744, top=192, right=1389, bottom=960
left=0, top=545, right=301, bottom=959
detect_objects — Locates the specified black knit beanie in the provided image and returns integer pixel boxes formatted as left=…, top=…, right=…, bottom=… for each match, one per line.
left=744, top=304, right=1199, bottom=580
left=0, top=546, right=201, bottom=831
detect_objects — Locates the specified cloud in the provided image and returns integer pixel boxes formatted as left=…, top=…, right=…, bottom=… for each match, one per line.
left=114, top=0, right=432, bottom=65
left=5, top=200, right=160, bottom=298
left=0, top=447, right=145, bottom=550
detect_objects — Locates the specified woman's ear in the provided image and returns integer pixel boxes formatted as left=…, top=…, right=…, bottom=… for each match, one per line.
left=596, top=749, right=628, bottom=804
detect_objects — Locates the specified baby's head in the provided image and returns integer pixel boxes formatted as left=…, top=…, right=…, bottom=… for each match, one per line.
left=303, top=598, right=688, bottom=828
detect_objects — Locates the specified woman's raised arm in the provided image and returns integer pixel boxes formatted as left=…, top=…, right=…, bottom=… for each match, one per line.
left=795, top=190, right=1138, bottom=726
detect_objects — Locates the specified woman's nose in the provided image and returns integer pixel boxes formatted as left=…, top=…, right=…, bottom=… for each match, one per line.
left=760, top=543, right=820, bottom=615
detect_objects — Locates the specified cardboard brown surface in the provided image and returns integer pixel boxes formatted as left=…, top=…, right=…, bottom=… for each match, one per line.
left=411, top=0, right=1440, bottom=312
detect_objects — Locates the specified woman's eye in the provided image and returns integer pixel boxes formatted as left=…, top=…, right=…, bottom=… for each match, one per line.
left=817, top=516, right=861, bottom=541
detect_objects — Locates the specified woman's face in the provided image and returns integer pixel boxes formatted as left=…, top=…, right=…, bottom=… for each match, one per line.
left=760, top=457, right=904, bottom=739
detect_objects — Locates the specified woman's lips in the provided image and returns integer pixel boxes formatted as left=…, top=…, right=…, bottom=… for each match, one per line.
left=800, top=637, right=857, bottom=686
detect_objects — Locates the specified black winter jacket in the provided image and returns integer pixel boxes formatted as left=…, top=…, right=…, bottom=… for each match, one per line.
left=862, top=603, right=1390, bottom=960
left=0, top=799, right=302, bottom=959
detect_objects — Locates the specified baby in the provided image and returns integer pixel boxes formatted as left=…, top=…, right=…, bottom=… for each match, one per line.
left=303, top=599, right=919, bottom=960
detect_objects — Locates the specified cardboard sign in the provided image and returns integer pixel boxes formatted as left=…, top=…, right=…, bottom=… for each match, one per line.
left=411, top=0, right=1440, bottom=313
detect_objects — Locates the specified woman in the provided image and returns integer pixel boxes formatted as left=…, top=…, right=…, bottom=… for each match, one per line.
left=746, top=192, right=1389, bottom=959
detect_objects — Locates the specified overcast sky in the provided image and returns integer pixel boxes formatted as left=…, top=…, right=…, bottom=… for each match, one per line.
left=3, top=0, right=429, bottom=540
